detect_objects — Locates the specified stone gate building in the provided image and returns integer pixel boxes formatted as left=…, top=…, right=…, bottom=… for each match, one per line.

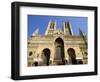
left=28, top=20, right=88, bottom=66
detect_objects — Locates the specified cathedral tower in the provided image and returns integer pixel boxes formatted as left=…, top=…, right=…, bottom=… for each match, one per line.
left=63, top=22, right=73, bottom=35
left=45, top=20, right=56, bottom=35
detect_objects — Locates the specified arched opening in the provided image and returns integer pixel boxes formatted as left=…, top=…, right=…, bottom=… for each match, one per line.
left=78, top=60, right=83, bottom=64
left=34, top=62, right=38, bottom=66
left=67, top=48, right=77, bottom=64
left=55, top=37, right=65, bottom=65
left=42, top=48, right=51, bottom=66
left=29, top=51, right=32, bottom=56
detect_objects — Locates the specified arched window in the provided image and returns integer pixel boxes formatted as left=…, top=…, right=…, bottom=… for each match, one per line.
left=29, top=51, right=32, bottom=56
left=84, top=52, right=88, bottom=56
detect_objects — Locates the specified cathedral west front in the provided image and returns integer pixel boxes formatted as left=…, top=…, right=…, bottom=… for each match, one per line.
left=27, top=20, right=88, bottom=66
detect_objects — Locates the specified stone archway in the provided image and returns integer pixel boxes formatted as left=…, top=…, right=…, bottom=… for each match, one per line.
left=54, top=37, right=65, bottom=65
left=67, top=48, right=77, bottom=64
left=42, top=48, right=51, bottom=66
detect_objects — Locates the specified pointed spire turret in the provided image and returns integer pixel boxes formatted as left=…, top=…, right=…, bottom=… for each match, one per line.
left=79, top=29, right=85, bottom=37
left=79, top=29, right=87, bottom=45
left=32, top=28, right=39, bottom=36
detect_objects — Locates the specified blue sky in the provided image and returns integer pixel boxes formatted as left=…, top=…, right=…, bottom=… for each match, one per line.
left=28, top=15, right=88, bottom=37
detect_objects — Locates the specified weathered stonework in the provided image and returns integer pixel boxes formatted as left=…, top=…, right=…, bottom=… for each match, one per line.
left=28, top=21, right=88, bottom=66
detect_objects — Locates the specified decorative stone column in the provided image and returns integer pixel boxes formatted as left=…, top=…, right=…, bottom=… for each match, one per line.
left=65, top=53, right=69, bottom=64
left=50, top=48, right=55, bottom=65
left=64, top=46, right=69, bottom=64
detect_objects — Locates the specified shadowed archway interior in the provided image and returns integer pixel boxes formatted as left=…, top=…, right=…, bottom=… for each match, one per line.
left=67, top=48, right=77, bottom=64
left=42, top=48, right=51, bottom=66
left=54, top=37, right=65, bottom=65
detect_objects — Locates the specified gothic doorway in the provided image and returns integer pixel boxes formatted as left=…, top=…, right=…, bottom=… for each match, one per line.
left=54, top=38, right=65, bottom=65
left=42, top=48, right=51, bottom=66
left=67, top=48, right=77, bottom=64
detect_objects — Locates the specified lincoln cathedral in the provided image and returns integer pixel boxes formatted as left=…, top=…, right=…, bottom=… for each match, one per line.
left=27, top=20, right=88, bottom=66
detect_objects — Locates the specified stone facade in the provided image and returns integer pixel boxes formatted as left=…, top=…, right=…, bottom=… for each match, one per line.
left=28, top=20, right=88, bottom=66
